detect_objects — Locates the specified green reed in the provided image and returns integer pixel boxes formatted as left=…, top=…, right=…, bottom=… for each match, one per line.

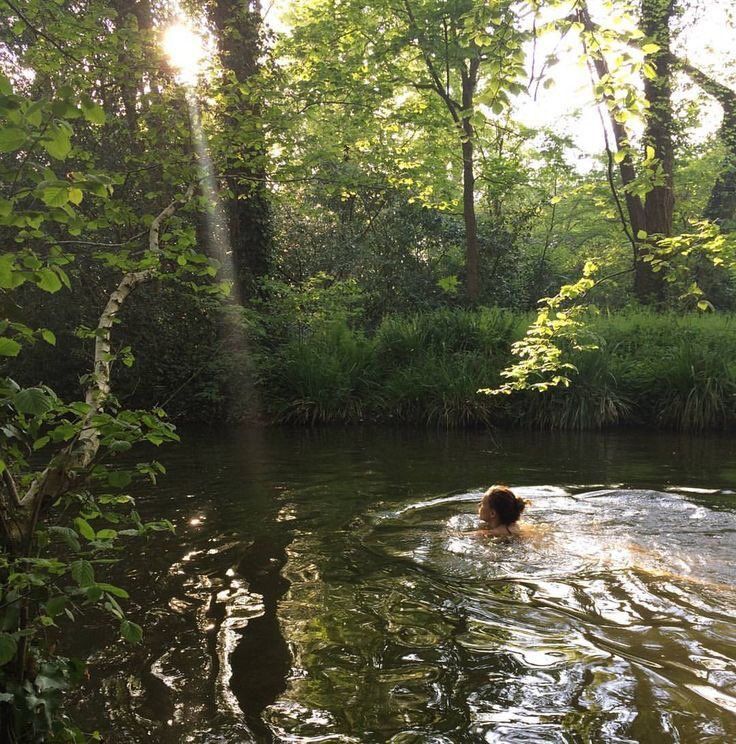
left=259, top=309, right=736, bottom=430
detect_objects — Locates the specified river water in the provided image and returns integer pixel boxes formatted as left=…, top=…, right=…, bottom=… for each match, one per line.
left=72, top=427, right=736, bottom=743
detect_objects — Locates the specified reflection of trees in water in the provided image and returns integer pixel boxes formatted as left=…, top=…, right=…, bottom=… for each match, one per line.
left=230, top=538, right=292, bottom=742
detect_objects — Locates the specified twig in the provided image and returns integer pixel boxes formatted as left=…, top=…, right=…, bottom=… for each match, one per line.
left=2, top=0, right=83, bottom=64
left=51, top=231, right=147, bottom=248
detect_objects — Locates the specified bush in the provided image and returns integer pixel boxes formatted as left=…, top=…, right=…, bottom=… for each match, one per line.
left=265, top=321, right=378, bottom=424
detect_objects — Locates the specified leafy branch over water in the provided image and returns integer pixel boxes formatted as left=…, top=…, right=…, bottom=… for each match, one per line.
left=0, top=76, right=219, bottom=740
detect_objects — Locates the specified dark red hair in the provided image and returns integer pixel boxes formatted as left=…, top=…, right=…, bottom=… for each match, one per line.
left=484, top=485, right=526, bottom=525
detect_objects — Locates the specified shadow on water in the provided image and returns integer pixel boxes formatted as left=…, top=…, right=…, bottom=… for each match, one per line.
left=66, top=426, right=736, bottom=743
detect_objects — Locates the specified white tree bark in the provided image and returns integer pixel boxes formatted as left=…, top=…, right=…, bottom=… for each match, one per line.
left=9, top=186, right=194, bottom=547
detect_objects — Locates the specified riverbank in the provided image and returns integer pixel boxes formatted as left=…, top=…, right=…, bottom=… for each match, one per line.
left=12, top=307, right=736, bottom=431
left=257, top=309, right=736, bottom=431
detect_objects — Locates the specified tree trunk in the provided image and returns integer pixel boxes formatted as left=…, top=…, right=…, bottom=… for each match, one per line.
left=401, top=0, right=481, bottom=304
left=634, top=0, right=675, bottom=302
left=461, top=129, right=480, bottom=305
left=461, top=67, right=480, bottom=304
left=578, top=1, right=674, bottom=303
left=210, top=0, right=272, bottom=300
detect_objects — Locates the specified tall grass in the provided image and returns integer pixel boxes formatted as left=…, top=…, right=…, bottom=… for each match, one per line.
left=259, top=309, right=736, bottom=431
left=265, top=322, right=378, bottom=424
left=520, top=345, right=633, bottom=429
left=373, top=308, right=520, bottom=427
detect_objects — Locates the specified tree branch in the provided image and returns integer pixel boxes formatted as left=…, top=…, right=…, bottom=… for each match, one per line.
left=678, top=59, right=735, bottom=109
left=402, top=0, right=462, bottom=122
left=2, top=0, right=83, bottom=65
left=17, top=187, right=195, bottom=533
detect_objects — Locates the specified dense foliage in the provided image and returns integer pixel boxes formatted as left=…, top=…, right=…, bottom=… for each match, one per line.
left=1, top=0, right=736, bottom=738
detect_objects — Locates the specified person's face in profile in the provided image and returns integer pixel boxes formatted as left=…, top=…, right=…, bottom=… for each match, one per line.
left=478, top=495, right=494, bottom=523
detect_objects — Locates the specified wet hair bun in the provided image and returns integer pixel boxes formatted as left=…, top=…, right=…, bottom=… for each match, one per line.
left=486, top=485, right=525, bottom=526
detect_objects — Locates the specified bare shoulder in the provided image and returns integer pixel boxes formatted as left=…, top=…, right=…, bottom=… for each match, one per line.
left=477, top=523, right=548, bottom=540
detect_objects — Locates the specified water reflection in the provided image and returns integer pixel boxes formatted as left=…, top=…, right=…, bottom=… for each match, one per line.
left=69, top=428, right=736, bottom=742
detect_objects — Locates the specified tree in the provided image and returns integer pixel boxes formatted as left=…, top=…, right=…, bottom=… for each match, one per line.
left=209, top=0, right=273, bottom=300
left=574, top=0, right=676, bottom=303
left=279, top=0, right=528, bottom=303
left=0, top=59, right=220, bottom=741
left=680, top=61, right=736, bottom=227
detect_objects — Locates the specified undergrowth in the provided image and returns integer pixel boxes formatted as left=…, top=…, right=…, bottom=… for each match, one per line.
left=258, top=309, right=736, bottom=431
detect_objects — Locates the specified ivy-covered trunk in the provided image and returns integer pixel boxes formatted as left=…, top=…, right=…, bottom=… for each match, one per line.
left=210, top=0, right=272, bottom=301
left=578, top=0, right=675, bottom=304
left=636, top=0, right=675, bottom=303
left=681, top=62, right=736, bottom=228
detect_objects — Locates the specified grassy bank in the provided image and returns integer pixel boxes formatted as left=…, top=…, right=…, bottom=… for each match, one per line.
left=258, top=309, right=736, bottom=431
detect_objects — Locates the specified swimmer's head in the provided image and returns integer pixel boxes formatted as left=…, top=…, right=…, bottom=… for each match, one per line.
left=479, top=485, right=526, bottom=526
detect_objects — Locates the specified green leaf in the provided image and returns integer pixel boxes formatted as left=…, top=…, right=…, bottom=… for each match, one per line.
left=0, top=337, right=21, bottom=357
left=95, top=529, right=117, bottom=541
left=13, top=387, right=54, bottom=415
left=43, top=123, right=71, bottom=160
left=81, top=98, right=105, bottom=125
left=33, top=435, right=50, bottom=450
left=0, top=633, right=18, bottom=666
left=71, top=559, right=95, bottom=587
left=120, top=620, right=142, bottom=644
left=49, top=526, right=81, bottom=552
left=109, top=440, right=132, bottom=453
left=0, top=127, right=26, bottom=152
left=98, top=583, right=128, bottom=598
left=45, top=596, right=68, bottom=617
left=642, top=43, right=660, bottom=55
left=50, top=422, right=76, bottom=441
left=108, top=470, right=132, bottom=488
left=25, top=99, right=45, bottom=127
left=36, top=267, right=63, bottom=293
left=40, top=329, right=56, bottom=345
left=85, top=586, right=103, bottom=602
left=74, top=517, right=96, bottom=541
left=68, top=187, right=83, bottom=205
left=40, top=185, right=69, bottom=208
left=0, top=255, right=17, bottom=288
left=636, top=230, right=648, bottom=240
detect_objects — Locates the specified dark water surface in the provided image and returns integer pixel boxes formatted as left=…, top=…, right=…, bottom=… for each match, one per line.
left=73, top=428, right=736, bottom=743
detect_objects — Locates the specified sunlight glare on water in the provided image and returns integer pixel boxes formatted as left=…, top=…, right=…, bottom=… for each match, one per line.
left=269, top=486, right=736, bottom=741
